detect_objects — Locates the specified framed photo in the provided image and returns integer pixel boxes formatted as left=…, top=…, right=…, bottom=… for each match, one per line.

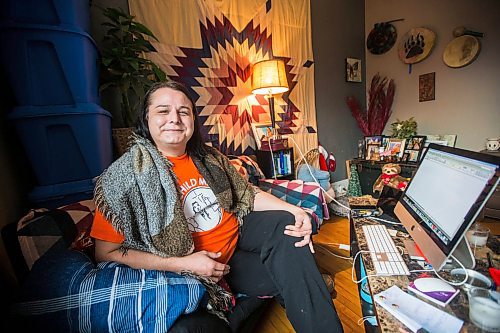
left=366, top=144, right=381, bottom=161
left=251, top=122, right=273, bottom=149
left=408, top=150, right=420, bottom=162
left=403, top=135, right=426, bottom=163
left=364, top=135, right=382, bottom=147
left=425, top=134, right=457, bottom=147
left=346, top=58, right=362, bottom=82
left=379, top=136, right=393, bottom=158
left=419, top=72, right=435, bottom=102
left=407, top=135, right=426, bottom=151
left=387, top=138, right=406, bottom=158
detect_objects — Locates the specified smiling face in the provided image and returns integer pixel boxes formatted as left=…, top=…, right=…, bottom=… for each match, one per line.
left=147, top=87, right=195, bottom=156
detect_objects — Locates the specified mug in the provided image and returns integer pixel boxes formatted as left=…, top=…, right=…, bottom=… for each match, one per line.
left=486, top=138, right=500, bottom=151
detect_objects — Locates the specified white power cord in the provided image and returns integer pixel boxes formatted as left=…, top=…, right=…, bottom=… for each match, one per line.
left=315, top=243, right=352, bottom=261
left=286, top=135, right=352, bottom=211
left=433, top=254, right=469, bottom=286
left=351, top=250, right=381, bottom=284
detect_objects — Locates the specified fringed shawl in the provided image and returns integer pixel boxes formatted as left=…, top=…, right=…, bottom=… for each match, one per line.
left=93, top=134, right=255, bottom=317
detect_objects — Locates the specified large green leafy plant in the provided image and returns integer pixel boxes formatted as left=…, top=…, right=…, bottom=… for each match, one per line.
left=99, top=7, right=166, bottom=127
left=390, top=117, right=417, bottom=139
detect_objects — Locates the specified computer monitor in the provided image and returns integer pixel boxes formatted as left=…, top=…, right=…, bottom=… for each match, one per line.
left=394, top=144, right=499, bottom=271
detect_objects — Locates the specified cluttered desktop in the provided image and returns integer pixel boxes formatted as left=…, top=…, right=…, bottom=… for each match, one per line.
left=349, top=144, right=500, bottom=333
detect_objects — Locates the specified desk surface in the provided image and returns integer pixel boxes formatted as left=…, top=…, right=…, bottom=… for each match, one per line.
left=351, top=216, right=499, bottom=333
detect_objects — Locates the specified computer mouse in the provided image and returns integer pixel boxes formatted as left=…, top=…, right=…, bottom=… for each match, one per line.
left=413, top=277, right=455, bottom=293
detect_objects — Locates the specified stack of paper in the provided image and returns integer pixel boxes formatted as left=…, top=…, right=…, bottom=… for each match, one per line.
left=374, top=286, right=463, bottom=333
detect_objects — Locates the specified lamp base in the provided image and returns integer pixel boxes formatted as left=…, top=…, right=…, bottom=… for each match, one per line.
left=260, top=138, right=289, bottom=151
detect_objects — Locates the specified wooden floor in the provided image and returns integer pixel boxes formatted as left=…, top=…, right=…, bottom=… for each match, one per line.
left=254, top=215, right=365, bottom=333
left=253, top=215, right=500, bottom=333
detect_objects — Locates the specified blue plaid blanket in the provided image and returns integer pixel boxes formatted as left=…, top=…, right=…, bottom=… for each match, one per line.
left=12, top=249, right=205, bottom=332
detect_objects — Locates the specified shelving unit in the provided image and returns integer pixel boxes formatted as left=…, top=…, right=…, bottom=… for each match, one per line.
left=256, top=148, right=295, bottom=180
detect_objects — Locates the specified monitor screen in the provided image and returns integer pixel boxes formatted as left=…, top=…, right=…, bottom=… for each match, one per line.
left=395, top=144, right=499, bottom=270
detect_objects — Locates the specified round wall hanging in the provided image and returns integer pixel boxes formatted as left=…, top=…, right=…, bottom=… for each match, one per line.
left=367, top=22, right=398, bottom=55
left=398, top=27, right=436, bottom=64
left=443, top=35, right=481, bottom=68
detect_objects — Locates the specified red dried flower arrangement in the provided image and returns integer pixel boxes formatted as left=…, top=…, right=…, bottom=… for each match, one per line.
left=346, top=73, right=395, bottom=136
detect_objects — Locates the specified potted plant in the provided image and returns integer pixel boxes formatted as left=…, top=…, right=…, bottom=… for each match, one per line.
left=98, top=7, right=167, bottom=156
left=390, top=117, right=417, bottom=139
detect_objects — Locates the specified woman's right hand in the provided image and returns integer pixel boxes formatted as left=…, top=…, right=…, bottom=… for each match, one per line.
left=178, top=250, right=230, bottom=282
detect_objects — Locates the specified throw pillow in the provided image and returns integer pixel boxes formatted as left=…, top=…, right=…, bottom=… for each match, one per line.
left=17, top=200, right=95, bottom=270
left=12, top=248, right=205, bottom=332
left=228, top=155, right=265, bottom=185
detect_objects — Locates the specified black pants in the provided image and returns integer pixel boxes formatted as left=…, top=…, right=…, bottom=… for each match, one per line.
left=226, top=210, right=344, bottom=333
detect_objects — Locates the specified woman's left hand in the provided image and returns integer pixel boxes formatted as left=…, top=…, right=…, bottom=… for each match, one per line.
left=284, top=209, right=315, bottom=253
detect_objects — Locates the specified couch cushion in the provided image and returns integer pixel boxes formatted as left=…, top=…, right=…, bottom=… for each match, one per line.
left=12, top=248, right=205, bottom=332
left=228, top=155, right=265, bottom=185
left=17, top=200, right=95, bottom=270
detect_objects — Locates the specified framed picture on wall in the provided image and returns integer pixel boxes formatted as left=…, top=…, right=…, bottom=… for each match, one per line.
left=419, top=72, right=435, bottom=102
left=346, top=58, right=362, bottom=82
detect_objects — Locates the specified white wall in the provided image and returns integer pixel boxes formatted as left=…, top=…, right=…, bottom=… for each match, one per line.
left=365, top=0, right=500, bottom=151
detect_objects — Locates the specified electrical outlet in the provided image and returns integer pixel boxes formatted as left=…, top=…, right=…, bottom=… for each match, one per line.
left=332, top=179, right=349, bottom=196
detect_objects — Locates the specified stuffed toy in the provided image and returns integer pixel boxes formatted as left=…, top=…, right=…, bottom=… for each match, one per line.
left=373, top=163, right=408, bottom=193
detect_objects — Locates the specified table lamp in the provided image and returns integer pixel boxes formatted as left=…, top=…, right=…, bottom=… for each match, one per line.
left=251, top=59, right=289, bottom=140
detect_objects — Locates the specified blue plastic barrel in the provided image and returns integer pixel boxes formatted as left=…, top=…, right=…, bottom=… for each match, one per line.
left=0, top=0, right=90, bottom=32
left=8, top=104, right=113, bottom=186
left=0, top=23, right=99, bottom=106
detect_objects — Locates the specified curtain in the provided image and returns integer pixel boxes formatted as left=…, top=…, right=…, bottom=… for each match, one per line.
left=128, top=0, right=318, bottom=158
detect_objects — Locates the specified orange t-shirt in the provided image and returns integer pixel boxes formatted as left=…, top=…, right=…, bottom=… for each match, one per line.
left=90, top=153, right=239, bottom=264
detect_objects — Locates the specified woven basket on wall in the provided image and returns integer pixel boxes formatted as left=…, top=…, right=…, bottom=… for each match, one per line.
left=112, top=127, right=134, bottom=158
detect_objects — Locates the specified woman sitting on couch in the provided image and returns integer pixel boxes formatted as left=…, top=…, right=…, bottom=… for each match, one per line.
left=91, top=80, right=343, bottom=332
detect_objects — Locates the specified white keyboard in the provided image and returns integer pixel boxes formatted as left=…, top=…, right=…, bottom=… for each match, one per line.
left=362, top=224, right=410, bottom=276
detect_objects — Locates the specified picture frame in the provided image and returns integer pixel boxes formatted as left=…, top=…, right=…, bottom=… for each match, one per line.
left=346, top=57, right=362, bottom=82
left=403, top=135, right=426, bottom=163
left=251, top=122, right=273, bottom=149
left=364, top=135, right=382, bottom=160
left=419, top=72, right=435, bottom=102
left=425, top=134, right=457, bottom=147
left=366, top=144, right=381, bottom=161
left=379, top=136, right=393, bottom=158
left=387, top=138, right=406, bottom=159
left=364, top=135, right=382, bottom=147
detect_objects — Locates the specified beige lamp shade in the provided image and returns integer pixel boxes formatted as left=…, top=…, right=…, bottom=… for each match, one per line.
left=251, top=59, right=289, bottom=95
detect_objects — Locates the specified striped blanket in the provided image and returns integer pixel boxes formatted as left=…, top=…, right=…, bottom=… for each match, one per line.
left=12, top=249, right=205, bottom=332
left=258, top=179, right=329, bottom=224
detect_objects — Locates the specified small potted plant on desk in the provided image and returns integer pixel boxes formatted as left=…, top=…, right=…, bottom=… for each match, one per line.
left=98, top=7, right=167, bottom=157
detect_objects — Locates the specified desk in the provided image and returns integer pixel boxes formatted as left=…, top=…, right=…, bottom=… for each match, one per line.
left=350, top=216, right=499, bottom=333
left=346, top=159, right=417, bottom=195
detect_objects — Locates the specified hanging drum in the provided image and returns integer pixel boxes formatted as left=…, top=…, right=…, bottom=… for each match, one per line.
left=443, top=35, right=481, bottom=68
left=398, top=27, right=436, bottom=64
left=366, top=19, right=403, bottom=55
